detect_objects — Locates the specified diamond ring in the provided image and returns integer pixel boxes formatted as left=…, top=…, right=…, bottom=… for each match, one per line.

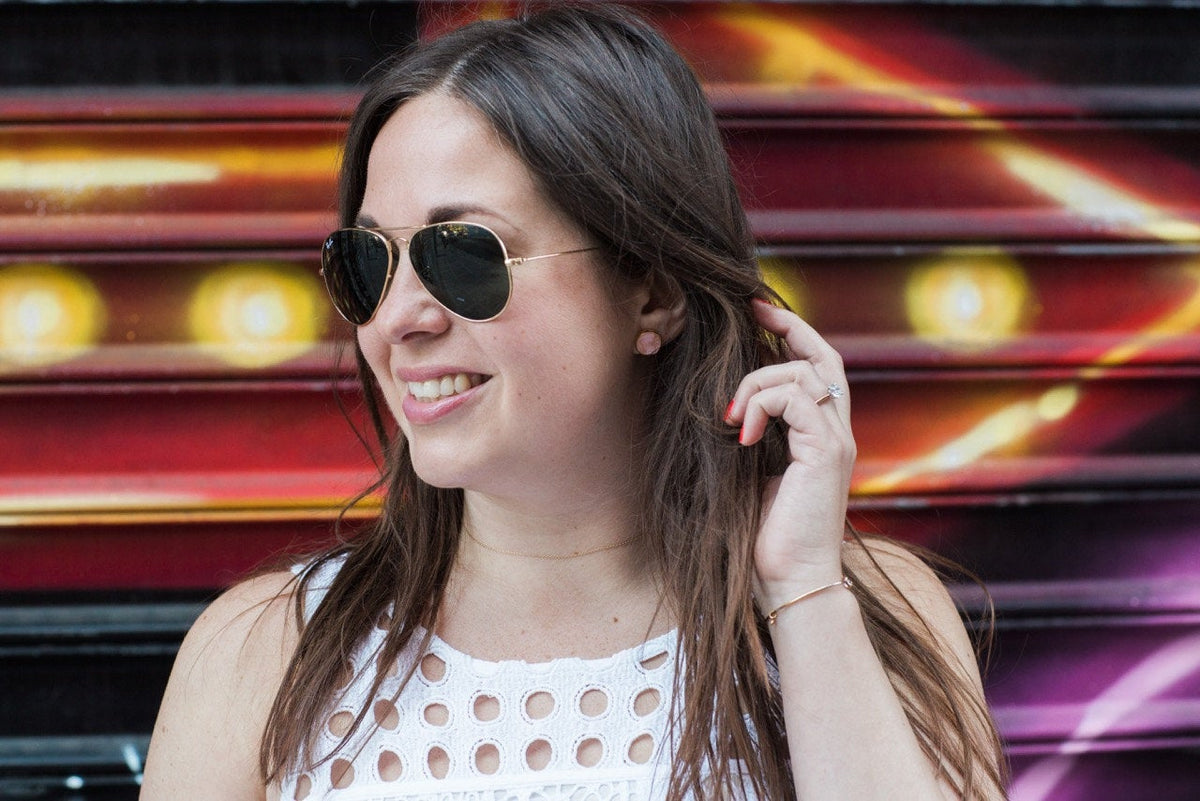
left=814, top=383, right=845, bottom=405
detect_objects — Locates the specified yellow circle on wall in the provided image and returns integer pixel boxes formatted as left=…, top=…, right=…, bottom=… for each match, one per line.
left=0, top=263, right=106, bottom=366
left=189, top=262, right=327, bottom=368
left=905, top=253, right=1031, bottom=348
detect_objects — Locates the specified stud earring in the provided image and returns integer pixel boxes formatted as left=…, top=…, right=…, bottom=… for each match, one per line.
left=635, top=331, right=662, bottom=355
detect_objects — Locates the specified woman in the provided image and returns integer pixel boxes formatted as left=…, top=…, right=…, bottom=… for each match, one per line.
left=142, top=6, right=1007, bottom=800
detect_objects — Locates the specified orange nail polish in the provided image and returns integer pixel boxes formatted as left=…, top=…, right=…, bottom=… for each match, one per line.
left=723, top=399, right=736, bottom=423
left=738, top=426, right=749, bottom=445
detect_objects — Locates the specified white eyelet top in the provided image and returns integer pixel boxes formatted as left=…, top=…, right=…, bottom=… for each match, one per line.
left=278, top=557, right=757, bottom=801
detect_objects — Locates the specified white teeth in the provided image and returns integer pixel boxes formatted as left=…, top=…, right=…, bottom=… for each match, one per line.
left=407, top=372, right=483, bottom=402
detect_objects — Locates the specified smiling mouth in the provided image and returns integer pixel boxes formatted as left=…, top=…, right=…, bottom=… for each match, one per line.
left=406, top=373, right=488, bottom=402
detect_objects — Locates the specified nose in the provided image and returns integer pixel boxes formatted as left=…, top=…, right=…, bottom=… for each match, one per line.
left=368, top=252, right=452, bottom=342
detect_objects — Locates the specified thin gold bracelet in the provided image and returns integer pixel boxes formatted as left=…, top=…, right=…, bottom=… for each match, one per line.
left=766, top=576, right=854, bottom=625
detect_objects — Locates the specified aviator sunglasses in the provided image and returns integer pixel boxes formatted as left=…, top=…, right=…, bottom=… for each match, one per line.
left=320, top=221, right=597, bottom=324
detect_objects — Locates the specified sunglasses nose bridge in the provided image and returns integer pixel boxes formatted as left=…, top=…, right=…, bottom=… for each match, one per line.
left=379, top=246, right=463, bottom=337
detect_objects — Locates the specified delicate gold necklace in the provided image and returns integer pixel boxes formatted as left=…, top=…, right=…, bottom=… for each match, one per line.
left=465, top=528, right=639, bottom=560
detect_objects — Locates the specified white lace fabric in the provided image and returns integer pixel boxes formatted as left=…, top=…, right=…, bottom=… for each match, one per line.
left=279, top=560, right=686, bottom=801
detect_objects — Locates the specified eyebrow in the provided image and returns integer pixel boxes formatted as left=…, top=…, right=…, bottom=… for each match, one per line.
left=429, top=204, right=499, bottom=224
left=355, top=205, right=515, bottom=231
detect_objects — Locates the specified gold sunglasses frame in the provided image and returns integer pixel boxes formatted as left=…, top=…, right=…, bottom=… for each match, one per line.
left=320, top=221, right=597, bottom=324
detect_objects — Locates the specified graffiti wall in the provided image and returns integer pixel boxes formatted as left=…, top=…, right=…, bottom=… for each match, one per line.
left=1, top=1, right=1197, bottom=797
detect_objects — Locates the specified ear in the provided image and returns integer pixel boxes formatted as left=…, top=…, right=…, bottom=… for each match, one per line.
left=633, top=273, right=687, bottom=343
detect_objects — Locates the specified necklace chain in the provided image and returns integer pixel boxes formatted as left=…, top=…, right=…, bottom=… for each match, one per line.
left=465, top=528, right=639, bottom=560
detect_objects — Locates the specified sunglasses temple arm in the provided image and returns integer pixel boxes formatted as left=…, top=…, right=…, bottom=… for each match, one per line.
left=508, top=246, right=600, bottom=266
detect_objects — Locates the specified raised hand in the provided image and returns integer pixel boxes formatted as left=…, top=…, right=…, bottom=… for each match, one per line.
left=724, top=299, right=857, bottom=613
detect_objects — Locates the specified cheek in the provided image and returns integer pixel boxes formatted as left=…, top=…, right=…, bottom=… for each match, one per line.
left=356, top=324, right=385, bottom=366
left=523, top=318, right=636, bottom=405
left=356, top=326, right=401, bottom=405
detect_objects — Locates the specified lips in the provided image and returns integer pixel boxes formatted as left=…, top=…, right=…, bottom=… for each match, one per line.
left=406, top=372, right=487, bottom=402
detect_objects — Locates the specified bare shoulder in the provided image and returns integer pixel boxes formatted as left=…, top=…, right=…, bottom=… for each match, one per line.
left=184, top=569, right=303, bottom=671
left=844, top=536, right=984, bottom=690
left=844, top=536, right=951, bottom=609
left=140, top=569, right=302, bottom=800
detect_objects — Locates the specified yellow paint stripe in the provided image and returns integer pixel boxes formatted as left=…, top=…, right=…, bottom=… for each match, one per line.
left=723, top=9, right=1198, bottom=243
left=855, top=384, right=1079, bottom=494
left=990, top=141, right=1200, bottom=242
left=0, top=506, right=378, bottom=527
left=716, top=7, right=988, bottom=120
left=1092, top=264, right=1200, bottom=368
left=0, top=144, right=340, bottom=190
left=0, top=494, right=381, bottom=527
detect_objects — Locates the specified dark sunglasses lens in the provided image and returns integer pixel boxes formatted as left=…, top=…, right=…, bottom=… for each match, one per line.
left=322, top=229, right=391, bottom=324
left=409, top=223, right=510, bottom=321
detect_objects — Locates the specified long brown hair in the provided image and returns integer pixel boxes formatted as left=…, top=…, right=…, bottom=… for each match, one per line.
left=262, top=6, right=1007, bottom=798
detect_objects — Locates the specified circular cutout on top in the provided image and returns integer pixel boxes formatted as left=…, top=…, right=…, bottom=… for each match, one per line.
left=293, top=775, right=312, bottom=800
left=473, top=741, right=501, bottom=775
left=628, top=732, right=656, bottom=765
left=426, top=745, right=450, bottom=780
left=523, top=689, right=556, bottom=721
left=377, top=750, right=403, bottom=782
left=327, top=710, right=353, bottom=737
left=525, top=738, right=553, bottom=771
left=374, top=699, right=400, bottom=730
left=575, top=736, right=605, bottom=768
left=331, top=758, right=355, bottom=789
left=633, top=687, right=662, bottom=717
left=423, top=701, right=450, bottom=727
left=420, top=653, right=447, bottom=683
left=639, top=650, right=670, bottom=672
left=376, top=647, right=399, bottom=679
left=578, top=687, right=610, bottom=718
left=472, top=693, right=502, bottom=722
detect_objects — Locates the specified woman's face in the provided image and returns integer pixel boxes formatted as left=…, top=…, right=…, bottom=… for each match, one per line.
left=356, top=92, right=647, bottom=500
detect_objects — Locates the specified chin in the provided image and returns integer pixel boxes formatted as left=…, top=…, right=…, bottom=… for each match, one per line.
left=406, top=447, right=474, bottom=491
left=412, top=471, right=465, bottom=491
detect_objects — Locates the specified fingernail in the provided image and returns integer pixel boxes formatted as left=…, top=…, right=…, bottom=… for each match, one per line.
left=723, top=399, right=736, bottom=424
left=738, top=425, right=749, bottom=445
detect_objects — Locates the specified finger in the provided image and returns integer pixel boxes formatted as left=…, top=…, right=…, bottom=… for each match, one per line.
left=748, top=300, right=850, bottom=427
left=737, top=380, right=847, bottom=449
left=726, top=362, right=851, bottom=433
left=726, top=360, right=833, bottom=422
left=751, top=299, right=845, bottom=379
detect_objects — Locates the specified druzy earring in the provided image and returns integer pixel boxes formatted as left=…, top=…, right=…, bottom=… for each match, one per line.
left=635, top=331, right=662, bottom=355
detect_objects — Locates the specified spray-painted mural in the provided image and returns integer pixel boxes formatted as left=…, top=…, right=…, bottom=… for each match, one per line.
left=1, top=1, right=1197, bottom=797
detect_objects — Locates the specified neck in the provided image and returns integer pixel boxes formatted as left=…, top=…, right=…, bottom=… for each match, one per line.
left=435, top=489, right=666, bottom=661
left=456, top=488, right=645, bottom=580
left=463, top=526, right=640, bottom=561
